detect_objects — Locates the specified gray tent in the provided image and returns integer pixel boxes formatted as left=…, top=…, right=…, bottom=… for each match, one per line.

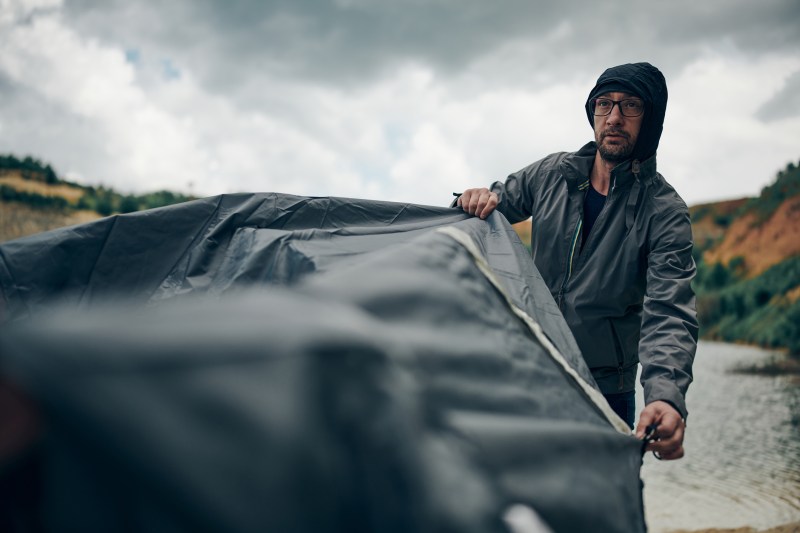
left=0, top=193, right=645, bottom=532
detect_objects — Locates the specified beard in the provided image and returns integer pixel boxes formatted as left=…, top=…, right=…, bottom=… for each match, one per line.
left=597, top=129, right=636, bottom=163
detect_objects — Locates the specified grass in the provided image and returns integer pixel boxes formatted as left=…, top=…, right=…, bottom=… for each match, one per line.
left=0, top=175, right=84, bottom=203
left=0, top=201, right=100, bottom=242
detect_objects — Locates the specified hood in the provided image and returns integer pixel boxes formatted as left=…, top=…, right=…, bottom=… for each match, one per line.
left=584, top=62, right=668, bottom=162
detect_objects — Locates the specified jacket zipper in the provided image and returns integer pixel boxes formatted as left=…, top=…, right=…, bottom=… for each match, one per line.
left=608, top=175, right=626, bottom=391
left=557, top=218, right=582, bottom=310
left=559, top=175, right=618, bottom=309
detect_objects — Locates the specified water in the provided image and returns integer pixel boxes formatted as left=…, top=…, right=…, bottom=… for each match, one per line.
left=639, top=341, right=800, bottom=532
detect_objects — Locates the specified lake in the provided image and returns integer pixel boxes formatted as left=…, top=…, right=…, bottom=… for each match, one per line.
left=638, top=341, right=800, bottom=532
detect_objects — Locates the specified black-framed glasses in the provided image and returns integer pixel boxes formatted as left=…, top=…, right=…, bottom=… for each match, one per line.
left=592, top=98, right=644, bottom=117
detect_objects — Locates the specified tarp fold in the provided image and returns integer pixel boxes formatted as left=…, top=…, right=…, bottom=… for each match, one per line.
left=0, top=193, right=645, bottom=533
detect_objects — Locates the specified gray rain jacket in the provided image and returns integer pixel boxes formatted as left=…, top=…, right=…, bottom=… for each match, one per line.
left=491, top=143, right=698, bottom=418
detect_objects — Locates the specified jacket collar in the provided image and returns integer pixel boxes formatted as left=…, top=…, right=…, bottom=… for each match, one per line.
left=562, top=142, right=658, bottom=193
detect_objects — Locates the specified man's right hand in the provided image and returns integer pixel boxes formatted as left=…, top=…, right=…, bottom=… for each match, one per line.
left=457, top=188, right=498, bottom=219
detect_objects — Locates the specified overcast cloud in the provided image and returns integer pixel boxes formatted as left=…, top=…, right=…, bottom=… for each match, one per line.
left=1, top=0, right=799, bottom=206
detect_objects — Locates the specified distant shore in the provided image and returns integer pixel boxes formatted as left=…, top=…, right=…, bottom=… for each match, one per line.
left=729, top=349, right=800, bottom=376
left=669, top=522, right=800, bottom=533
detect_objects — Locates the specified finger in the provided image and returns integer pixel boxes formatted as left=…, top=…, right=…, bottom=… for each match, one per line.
left=645, top=423, right=684, bottom=455
left=653, top=415, right=684, bottom=448
left=635, top=411, right=657, bottom=439
left=468, top=192, right=485, bottom=216
left=479, top=194, right=498, bottom=219
left=653, top=444, right=684, bottom=461
left=464, top=194, right=477, bottom=215
left=462, top=194, right=476, bottom=214
left=475, top=195, right=489, bottom=218
left=645, top=435, right=678, bottom=454
left=458, top=191, right=473, bottom=212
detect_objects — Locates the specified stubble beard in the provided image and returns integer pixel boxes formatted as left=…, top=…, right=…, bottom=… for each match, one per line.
left=597, top=130, right=635, bottom=164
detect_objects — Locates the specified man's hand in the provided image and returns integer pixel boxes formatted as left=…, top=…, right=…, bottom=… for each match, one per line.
left=457, top=188, right=498, bottom=219
left=635, top=400, right=685, bottom=460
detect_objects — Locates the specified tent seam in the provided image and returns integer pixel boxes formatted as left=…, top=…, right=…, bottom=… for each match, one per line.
left=386, top=204, right=409, bottom=225
left=436, top=226, right=632, bottom=435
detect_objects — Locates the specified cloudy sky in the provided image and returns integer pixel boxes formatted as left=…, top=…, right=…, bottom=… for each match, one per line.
left=1, top=0, right=799, bottom=207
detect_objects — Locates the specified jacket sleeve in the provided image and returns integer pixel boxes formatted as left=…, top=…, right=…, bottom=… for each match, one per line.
left=489, top=161, right=543, bottom=224
left=639, top=205, right=699, bottom=419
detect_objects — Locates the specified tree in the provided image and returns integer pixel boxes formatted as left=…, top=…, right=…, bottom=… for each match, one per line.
left=96, top=195, right=114, bottom=216
left=707, top=262, right=729, bottom=289
left=119, top=195, right=139, bottom=214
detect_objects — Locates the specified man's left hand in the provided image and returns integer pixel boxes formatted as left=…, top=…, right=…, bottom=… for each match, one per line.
left=635, top=400, right=685, bottom=460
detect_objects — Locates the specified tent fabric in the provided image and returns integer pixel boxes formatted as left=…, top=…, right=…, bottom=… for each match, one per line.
left=0, top=193, right=646, bottom=533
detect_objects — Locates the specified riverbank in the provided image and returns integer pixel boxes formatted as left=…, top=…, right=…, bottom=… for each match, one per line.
left=731, top=350, right=800, bottom=376
left=670, top=521, right=800, bottom=532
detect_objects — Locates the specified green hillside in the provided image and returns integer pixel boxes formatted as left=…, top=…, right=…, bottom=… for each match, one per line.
left=0, top=154, right=194, bottom=241
left=691, top=160, right=800, bottom=355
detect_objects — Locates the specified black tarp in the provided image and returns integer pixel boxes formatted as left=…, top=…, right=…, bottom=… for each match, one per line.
left=0, top=193, right=645, bottom=532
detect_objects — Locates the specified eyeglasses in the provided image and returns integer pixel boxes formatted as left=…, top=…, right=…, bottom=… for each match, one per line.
left=592, top=98, right=644, bottom=117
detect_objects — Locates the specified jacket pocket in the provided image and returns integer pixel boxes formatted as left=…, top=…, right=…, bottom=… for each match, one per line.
left=609, top=320, right=633, bottom=392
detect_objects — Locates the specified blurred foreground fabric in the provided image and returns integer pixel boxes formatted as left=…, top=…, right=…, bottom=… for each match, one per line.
left=0, top=194, right=645, bottom=532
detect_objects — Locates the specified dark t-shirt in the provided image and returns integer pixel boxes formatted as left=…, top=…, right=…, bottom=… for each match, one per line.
left=582, top=183, right=606, bottom=247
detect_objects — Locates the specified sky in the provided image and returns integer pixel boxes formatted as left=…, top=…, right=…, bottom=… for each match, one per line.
left=1, top=0, right=799, bottom=208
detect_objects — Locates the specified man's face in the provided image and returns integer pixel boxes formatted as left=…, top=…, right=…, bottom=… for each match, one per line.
left=593, top=91, right=644, bottom=163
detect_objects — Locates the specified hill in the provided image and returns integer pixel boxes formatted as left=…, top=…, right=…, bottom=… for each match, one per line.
left=691, top=160, right=800, bottom=354
left=1, top=201, right=101, bottom=242
left=0, top=154, right=193, bottom=242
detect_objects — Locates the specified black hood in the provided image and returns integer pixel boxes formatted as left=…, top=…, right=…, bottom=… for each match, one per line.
left=585, top=62, right=668, bottom=162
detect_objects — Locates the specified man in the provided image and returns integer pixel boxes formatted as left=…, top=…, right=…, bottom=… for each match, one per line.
left=457, top=63, right=697, bottom=460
